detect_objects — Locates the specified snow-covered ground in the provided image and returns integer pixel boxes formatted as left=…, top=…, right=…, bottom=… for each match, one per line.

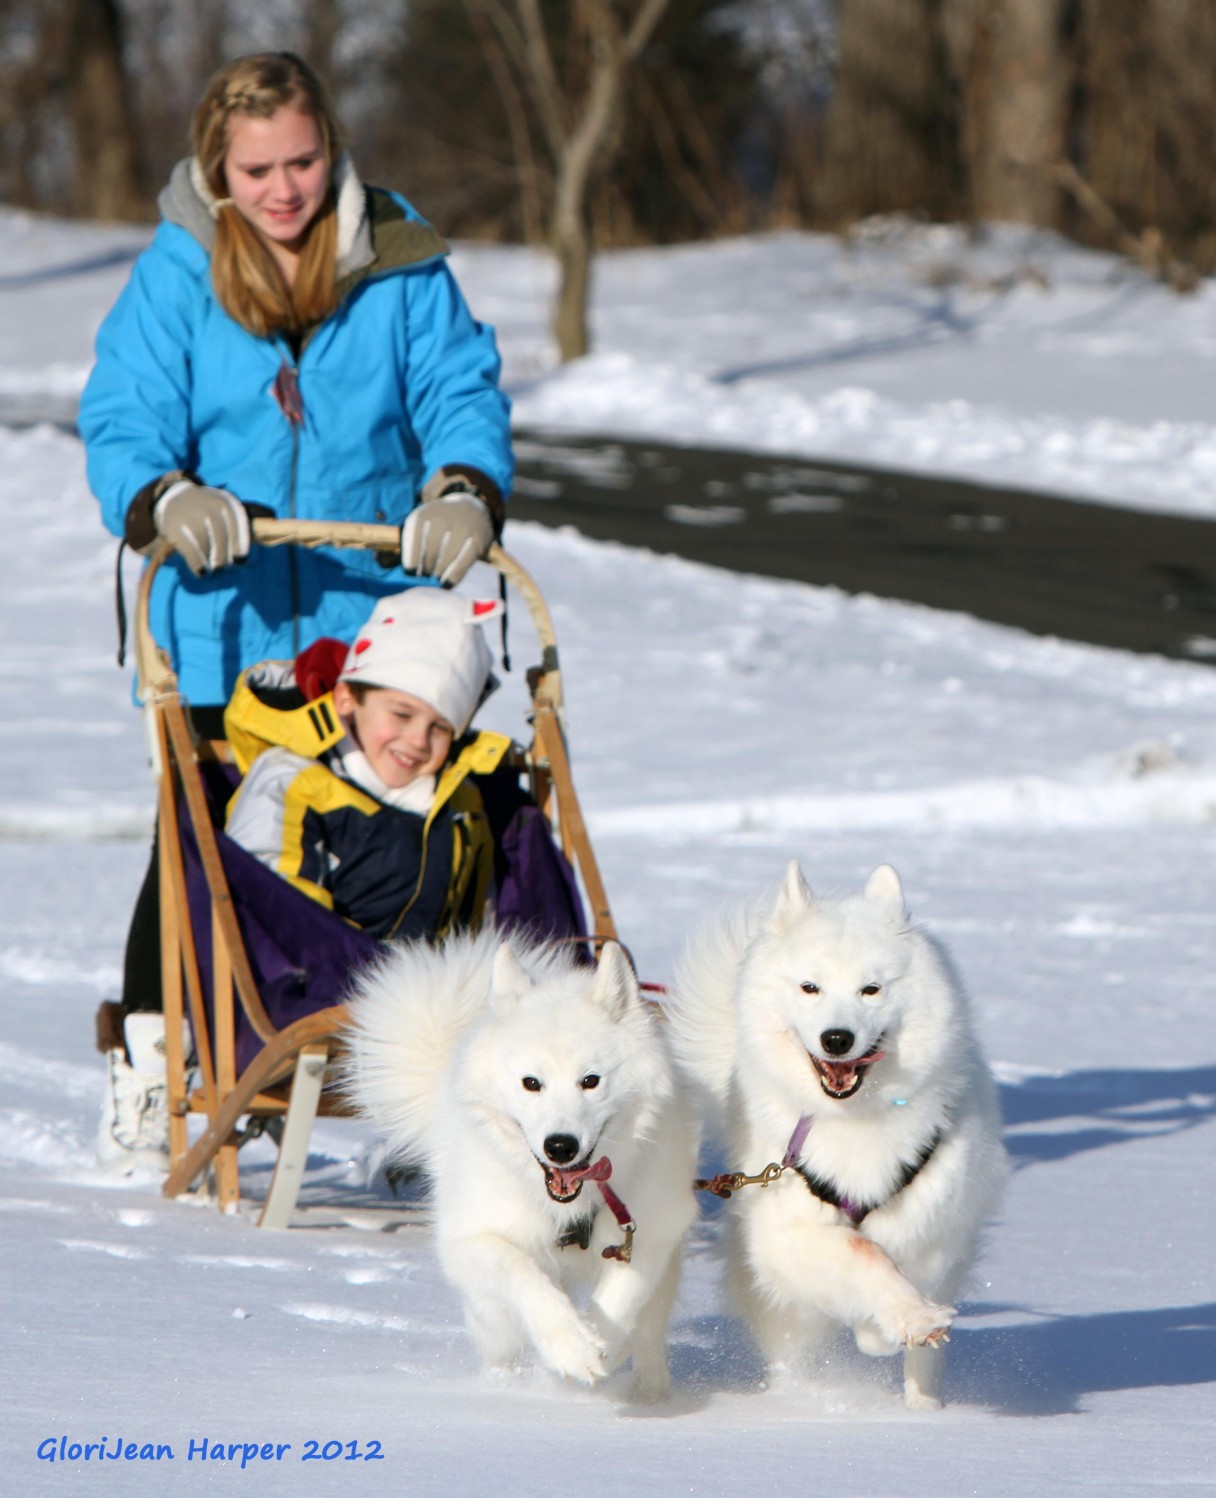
left=1, top=208, right=1214, bottom=1495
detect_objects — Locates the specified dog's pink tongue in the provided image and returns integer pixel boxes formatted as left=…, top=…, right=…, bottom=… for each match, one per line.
left=550, top=1155, right=612, bottom=1195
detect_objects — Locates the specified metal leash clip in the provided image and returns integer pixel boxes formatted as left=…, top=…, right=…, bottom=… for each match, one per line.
left=694, top=1161, right=785, bottom=1198
left=602, top=1222, right=635, bottom=1263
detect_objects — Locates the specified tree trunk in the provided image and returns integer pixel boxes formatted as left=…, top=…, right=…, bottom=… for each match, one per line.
left=67, top=0, right=145, bottom=220
left=818, top=0, right=964, bottom=225
left=553, top=207, right=593, bottom=360
left=963, top=0, right=1071, bottom=225
left=547, top=6, right=626, bottom=361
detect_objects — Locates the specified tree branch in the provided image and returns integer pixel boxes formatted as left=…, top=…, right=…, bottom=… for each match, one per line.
left=621, top=0, right=672, bottom=59
left=466, top=2, right=547, bottom=245
left=514, top=0, right=569, bottom=155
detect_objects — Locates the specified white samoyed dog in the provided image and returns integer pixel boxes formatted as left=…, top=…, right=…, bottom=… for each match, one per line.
left=667, top=863, right=1007, bottom=1409
left=341, top=927, right=698, bottom=1400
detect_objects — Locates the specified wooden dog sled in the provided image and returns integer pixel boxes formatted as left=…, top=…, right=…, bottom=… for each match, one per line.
left=133, top=519, right=616, bottom=1226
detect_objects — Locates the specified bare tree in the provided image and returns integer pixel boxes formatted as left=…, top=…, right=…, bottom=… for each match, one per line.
left=954, top=0, right=1072, bottom=226
left=467, top=0, right=674, bottom=361
left=66, top=0, right=145, bottom=219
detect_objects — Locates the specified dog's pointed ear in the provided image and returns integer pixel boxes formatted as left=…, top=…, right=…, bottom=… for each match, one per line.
left=489, top=941, right=533, bottom=1015
left=769, top=859, right=814, bottom=930
left=864, top=864, right=907, bottom=917
left=590, top=941, right=639, bottom=1021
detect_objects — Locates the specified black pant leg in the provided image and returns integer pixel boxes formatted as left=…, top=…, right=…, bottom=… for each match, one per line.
left=119, top=702, right=226, bottom=1015
left=122, top=836, right=162, bottom=1013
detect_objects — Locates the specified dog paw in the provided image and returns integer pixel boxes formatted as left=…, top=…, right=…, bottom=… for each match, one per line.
left=900, top=1302, right=956, bottom=1349
left=537, top=1316, right=609, bottom=1385
left=904, top=1386, right=944, bottom=1411
left=854, top=1321, right=896, bottom=1357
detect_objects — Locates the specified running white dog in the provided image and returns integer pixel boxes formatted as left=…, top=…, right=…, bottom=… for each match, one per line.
left=341, top=928, right=698, bottom=1400
left=667, top=863, right=1007, bottom=1409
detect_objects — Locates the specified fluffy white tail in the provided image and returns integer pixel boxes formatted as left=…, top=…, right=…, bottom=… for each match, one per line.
left=666, top=892, right=765, bottom=1112
left=339, top=926, right=504, bottom=1167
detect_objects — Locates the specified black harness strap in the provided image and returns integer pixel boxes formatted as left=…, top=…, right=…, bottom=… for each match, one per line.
left=556, top=1212, right=597, bottom=1251
left=114, top=541, right=129, bottom=666
left=498, top=572, right=510, bottom=674
left=796, top=1125, right=945, bottom=1226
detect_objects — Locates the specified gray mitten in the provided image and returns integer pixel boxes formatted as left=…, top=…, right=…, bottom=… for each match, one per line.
left=154, top=481, right=251, bottom=576
left=400, top=489, right=494, bottom=587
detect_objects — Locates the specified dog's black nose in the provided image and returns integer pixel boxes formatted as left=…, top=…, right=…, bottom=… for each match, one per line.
left=820, top=1029, right=855, bottom=1056
left=544, top=1133, right=581, bottom=1164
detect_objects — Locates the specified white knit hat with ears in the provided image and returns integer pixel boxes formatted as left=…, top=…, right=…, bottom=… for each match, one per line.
left=338, top=589, right=503, bottom=734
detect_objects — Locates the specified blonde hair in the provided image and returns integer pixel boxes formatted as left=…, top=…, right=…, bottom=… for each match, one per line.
left=193, top=52, right=342, bottom=338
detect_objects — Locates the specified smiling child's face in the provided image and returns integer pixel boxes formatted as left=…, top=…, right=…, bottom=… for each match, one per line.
left=332, top=682, right=454, bottom=789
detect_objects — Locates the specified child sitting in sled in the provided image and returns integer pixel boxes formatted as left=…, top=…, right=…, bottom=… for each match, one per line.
left=97, top=584, right=586, bottom=1176
left=223, top=587, right=510, bottom=941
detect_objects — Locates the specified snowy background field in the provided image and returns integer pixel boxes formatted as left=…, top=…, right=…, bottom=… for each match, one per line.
left=1, top=209, right=1214, bottom=1495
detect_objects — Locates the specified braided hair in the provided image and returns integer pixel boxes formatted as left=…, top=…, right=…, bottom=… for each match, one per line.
left=192, top=52, right=343, bottom=337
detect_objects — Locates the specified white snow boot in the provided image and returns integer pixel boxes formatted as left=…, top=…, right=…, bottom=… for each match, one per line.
left=97, top=1012, right=171, bottom=1174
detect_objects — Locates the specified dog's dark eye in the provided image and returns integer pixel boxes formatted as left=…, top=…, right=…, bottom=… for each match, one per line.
left=800, top=981, right=820, bottom=995
left=521, top=1076, right=542, bottom=1092
left=860, top=984, right=882, bottom=997
left=579, top=1074, right=601, bottom=1090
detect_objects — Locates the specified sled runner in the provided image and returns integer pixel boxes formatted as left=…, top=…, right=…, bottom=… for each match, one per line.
left=132, top=519, right=617, bottom=1225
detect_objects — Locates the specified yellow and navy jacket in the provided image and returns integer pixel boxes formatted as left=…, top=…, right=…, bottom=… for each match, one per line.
left=223, top=661, right=510, bottom=941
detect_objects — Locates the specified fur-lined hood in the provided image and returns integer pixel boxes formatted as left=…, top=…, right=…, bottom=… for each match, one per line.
left=158, top=154, right=443, bottom=282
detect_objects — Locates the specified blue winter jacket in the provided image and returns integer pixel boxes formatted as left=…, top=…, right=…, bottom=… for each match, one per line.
left=80, top=160, right=513, bottom=706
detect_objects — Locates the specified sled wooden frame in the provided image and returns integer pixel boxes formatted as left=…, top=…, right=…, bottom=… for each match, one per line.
left=135, top=520, right=617, bottom=1226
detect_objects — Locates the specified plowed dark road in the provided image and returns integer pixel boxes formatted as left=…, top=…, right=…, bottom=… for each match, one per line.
left=512, top=429, right=1216, bottom=664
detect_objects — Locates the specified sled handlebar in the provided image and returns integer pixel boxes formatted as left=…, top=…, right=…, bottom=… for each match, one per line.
left=133, top=520, right=562, bottom=710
